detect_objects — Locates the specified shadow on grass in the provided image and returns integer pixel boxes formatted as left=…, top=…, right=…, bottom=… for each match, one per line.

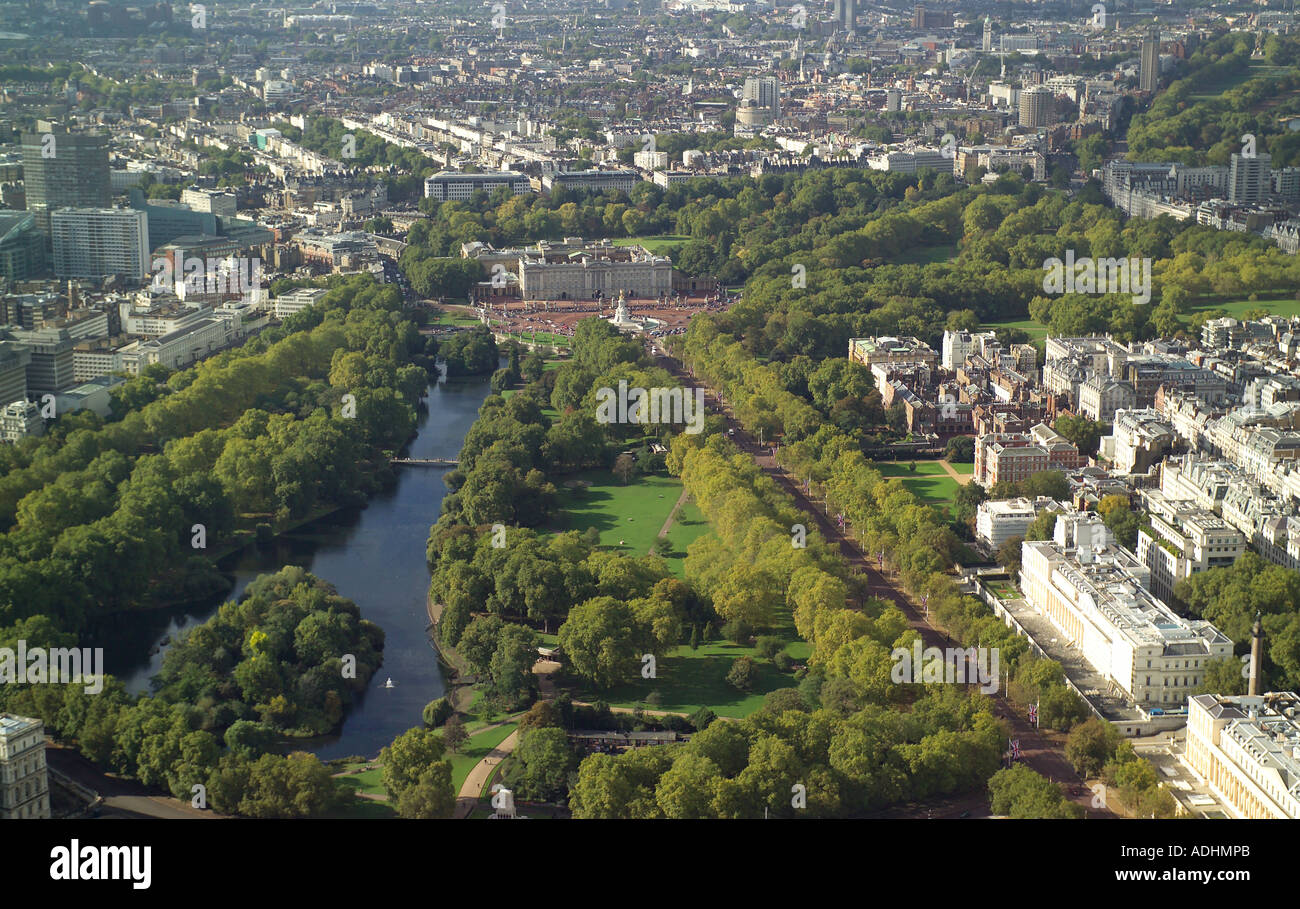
left=575, top=643, right=797, bottom=716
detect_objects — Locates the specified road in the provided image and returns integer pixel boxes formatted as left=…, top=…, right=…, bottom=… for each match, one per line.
left=659, top=350, right=1113, bottom=818
left=47, top=745, right=218, bottom=819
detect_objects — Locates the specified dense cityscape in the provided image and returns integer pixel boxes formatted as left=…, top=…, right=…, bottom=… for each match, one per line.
left=0, top=0, right=1295, bottom=885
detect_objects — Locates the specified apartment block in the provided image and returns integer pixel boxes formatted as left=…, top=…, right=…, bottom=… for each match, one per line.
left=50, top=208, right=149, bottom=280
left=1135, top=495, right=1245, bottom=603
left=974, top=496, right=1063, bottom=548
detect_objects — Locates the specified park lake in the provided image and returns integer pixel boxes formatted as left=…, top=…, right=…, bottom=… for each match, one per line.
left=89, top=374, right=493, bottom=761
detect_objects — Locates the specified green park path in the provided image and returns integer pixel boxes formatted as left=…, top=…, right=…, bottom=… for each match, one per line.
left=651, top=487, right=691, bottom=553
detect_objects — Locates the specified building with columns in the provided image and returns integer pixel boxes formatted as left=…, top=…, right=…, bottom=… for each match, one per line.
left=1186, top=692, right=1300, bottom=819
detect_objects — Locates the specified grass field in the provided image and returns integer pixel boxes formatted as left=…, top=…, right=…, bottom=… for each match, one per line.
left=980, top=317, right=1048, bottom=343
left=329, top=763, right=396, bottom=818
left=1190, top=62, right=1290, bottom=99
left=427, top=311, right=483, bottom=327
left=660, top=500, right=708, bottom=577
left=576, top=640, right=811, bottom=718
left=551, top=469, right=684, bottom=555
left=615, top=235, right=691, bottom=254
left=498, top=330, right=572, bottom=348
left=986, top=581, right=1019, bottom=601
left=450, top=721, right=518, bottom=793
left=1186, top=295, right=1300, bottom=321
left=870, top=461, right=962, bottom=516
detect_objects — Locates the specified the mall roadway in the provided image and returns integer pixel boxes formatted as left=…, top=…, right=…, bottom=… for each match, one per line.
left=655, top=346, right=1115, bottom=819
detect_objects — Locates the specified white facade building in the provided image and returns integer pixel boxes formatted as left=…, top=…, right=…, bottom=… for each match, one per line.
left=272, top=286, right=329, bottom=319
left=1186, top=692, right=1300, bottom=819
left=51, top=208, right=149, bottom=279
left=975, top=496, right=1063, bottom=548
left=0, top=714, right=50, bottom=819
left=1019, top=513, right=1233, bottom=708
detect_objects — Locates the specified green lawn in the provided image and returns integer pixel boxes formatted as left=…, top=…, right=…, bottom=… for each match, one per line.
left=427, top=310, right=483, bottom=327
left=1186, top=295, right=1300, bottom=322
left=660, top=500, right=708, bottom=578
left=980, top=317, right=1047, bottom=343
left=615, top=235, right=691, bottom=254
left=498, top=330, right=572, bottom=348
left=986, top=581, right=1019, bottom=601
left=1189, top=62, right=1290, bottom=99
left=947, top=461, right=974, bottom=475
left=551, top=470, right=684, bottom=555
left=575, top=640, right=808, bottom=719
left=328, top=762, right=396, bottom=818
left=870, top=461, right=962, bottom=517
left=450, top=721, right=518, bottom=793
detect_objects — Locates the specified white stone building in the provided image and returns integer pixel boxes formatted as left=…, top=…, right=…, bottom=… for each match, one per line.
left=1186, top=692, right=1300, bottom=819
left=0, top=714, right=50, bottom=819
left=1019, top=513, right=1233, bottom=708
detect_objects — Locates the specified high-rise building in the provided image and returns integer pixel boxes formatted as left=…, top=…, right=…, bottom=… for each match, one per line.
left=1140, top=27, right=1161, bottom=93
left=0, top=212, right=48, bottom=281
left=50, top=208, right=149, bottom=279
left=741, top=76, right=781, bottom=122
left=0, top=341, right=31, bottom=406
left=982, top=17, right=993, bottom=52
left=1229, top=152, right=1271, bottom=205
left=19, top=127, right=111, bottom=240
left=1017, top=85, right=1052, bottom=128
left=912, top=4, right=952, bottom=28
left=841, top=0, right=855, bottom=32
left=0, top=714, right=50, bottom=819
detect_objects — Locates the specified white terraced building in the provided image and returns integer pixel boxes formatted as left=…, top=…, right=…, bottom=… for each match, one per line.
left=1186, top=692, right=1300, bottom=819
left=1019, top=512, right=1232, bottom=709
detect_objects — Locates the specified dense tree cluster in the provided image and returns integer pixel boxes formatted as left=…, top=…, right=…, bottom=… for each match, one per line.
left=682, top=170, right=1300, bottom=359
left=1127, top=32, right=1300, bottom=168
left=0, top=276, right=425, bottom=633
left=379, top=727, right=456, bottom=818
left=0, top=567, right=377, bottom=815
left=570, top=687, right=1004, bottom=818
left=1176, top=552, right=1300, bottom=693
left=428, top=524, right=694, bottom=693
left=987, top=765, right=1085, bottom=819
left=670, top=434, right=850, bottom=637
left=151, top=566, right=384, bottom=736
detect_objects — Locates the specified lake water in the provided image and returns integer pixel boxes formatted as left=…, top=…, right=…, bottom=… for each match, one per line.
left=93, top=375, right=491, bottom=760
